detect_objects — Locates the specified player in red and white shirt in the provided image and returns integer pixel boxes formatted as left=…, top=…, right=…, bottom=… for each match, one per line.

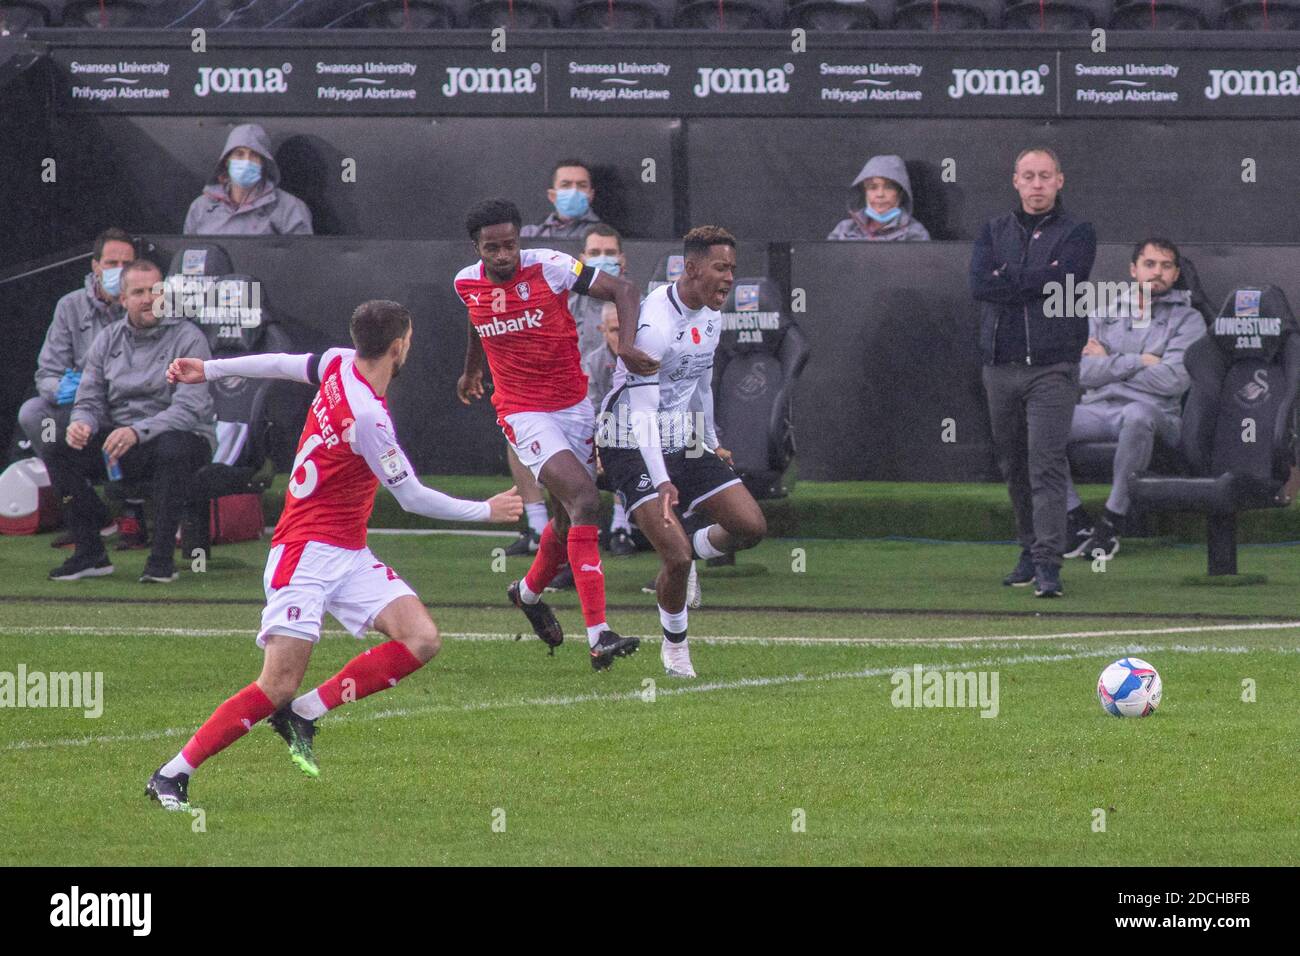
left=145, top=300, right=521, bottom=811
left=455, top=198, right=656, bottom=671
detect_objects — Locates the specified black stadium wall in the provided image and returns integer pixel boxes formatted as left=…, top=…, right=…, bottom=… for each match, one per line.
left=3, top=29, right=1300, bottom=479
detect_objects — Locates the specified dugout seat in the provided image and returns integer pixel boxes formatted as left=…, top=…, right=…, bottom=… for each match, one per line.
left=1109, top=0, right=1222, bottom=27
left=1129, top=286, right=1300, bottom=576
left=890, top=0, right=1002, bottom=28
left=571, top=0, right=674, bottom=27
left=713, top=277, right=811, bottom=499
left=463, top=0, right=575, bottom=26
left=1068, top=255, right=1212, bottom=486
left=1218, top=0, right=1300, bottom=27
left=1003, top=0, right=1112, bottom=28
left=675, top=0, right=785, bottom=28
left=787, top=0, right=896, bottom=29
left=646, top=251, right=687, bottom=295
left=262, top=0, right=469, bottom=27
left=56, top=0, right=153, bottom=26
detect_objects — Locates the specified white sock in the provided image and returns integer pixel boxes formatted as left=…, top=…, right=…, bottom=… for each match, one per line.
left=693, top=525, right=725, bottom=560
left=659, top=604, right=688, bottom=640
left=525, top=502, right=549, bottom=534
left=611, top=501, right=631, bottom=533
left=160, top=752, right=196, bottom=779
left=291, top=689, right=328, bottom=720
left=518, top=578, right=541, bottom=605
left=586, top=622, right=609, bottom=647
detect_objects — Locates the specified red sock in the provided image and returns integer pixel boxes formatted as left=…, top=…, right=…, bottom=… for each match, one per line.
left=181, top=682, right=276, bottom=769
left=315, top=640, right=423, bottom=711
left=567, top=524, right=607, bottom=628
left=523, top=519, right=567, bottom=594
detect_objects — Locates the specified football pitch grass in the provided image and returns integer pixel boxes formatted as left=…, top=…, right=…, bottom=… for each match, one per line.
left=2, top=530, right=1298, bottom=866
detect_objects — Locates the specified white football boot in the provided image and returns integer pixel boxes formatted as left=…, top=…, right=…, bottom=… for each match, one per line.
left=661, top=637, right=697, bottom=678
left=686, top=560, right=702, bottom=609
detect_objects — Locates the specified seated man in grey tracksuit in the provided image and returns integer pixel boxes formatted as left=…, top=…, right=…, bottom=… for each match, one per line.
left=1065, top=238, right=1206, bottom=559
left=45, top=260, right=216, bottom=584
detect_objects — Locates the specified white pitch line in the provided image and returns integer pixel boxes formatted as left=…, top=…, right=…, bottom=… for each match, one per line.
left=4, top=620, right=1300, bottom=646
left=1, top=643, right=1292, bottom=755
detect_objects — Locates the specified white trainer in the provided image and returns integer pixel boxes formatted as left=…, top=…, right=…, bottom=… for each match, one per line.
left=686, top=560, right=702, bottom=609
left=661, top=637, right=697, bottom=678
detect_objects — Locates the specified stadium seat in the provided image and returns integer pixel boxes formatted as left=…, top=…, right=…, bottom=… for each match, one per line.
left=890, top=0, right=1003, bottom=28
left=263, top=0, right=468, bottom=27
left=463, top=0, right=575, bottom=26
left=570, top=0, right=674, bottom=27
left=1219, top=0, right=1300, bottom=28
left=675, top=0, right=785, bottom=29
left=1129, top=286, right=1300, bottom=575
left=1109, top=0, right=1222, bottom=28
left=57, top=0, right=157, bottom=27
left=1002, top=0, right=1113, bottom=28
left=713, top=277, right=811, bottom=500
left=646, top=251, right=686, bottom=296
left=0, top=2, right=50, bottom=34
left=787, top=0, right=896, bottom=29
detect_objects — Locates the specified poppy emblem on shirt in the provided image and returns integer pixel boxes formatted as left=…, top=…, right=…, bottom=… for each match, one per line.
left=515, top=281, right=531, bottom=301
left=691, top=327, right=701, bottom=345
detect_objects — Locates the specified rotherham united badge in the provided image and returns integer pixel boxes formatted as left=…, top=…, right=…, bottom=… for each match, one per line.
left=515, top=281, right=531, bottom=301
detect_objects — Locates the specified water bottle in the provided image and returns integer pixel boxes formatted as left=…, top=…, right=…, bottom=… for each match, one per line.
left=102, top=450, right=123, bottom=482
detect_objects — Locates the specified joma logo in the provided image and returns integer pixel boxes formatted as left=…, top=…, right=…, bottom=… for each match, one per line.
left=194, top=65, right=290, bottom=97
left=441, top=67, right=538, bottom=97
left=1205, top=68, right=1300, bottom=99
left=692, top=66, right=791, bottom=98
left=948, top=67, right=1046, bottom=98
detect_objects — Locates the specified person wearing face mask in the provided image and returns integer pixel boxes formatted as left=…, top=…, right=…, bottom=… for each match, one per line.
left=1063, top=239, right=1205, bottom=563
left=183, top=123, right=313, bottom=236
left=18, top=229, right=133, bottom=471
left=827, top=155, right=930, bottom=242
left=45, top=259, right=216, bottom=584
left=519, top=159, right=602, bottom=239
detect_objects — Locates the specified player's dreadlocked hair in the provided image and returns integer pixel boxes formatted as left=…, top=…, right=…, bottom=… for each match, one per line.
left=683, top=225, right=736, bottom=259
left=350, top=300, right=412, bottom=359
left=465, top=199, right=522, bottom=243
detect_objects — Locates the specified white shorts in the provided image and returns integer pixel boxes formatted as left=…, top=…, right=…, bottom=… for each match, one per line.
left=257, top=540, right=417, bottom=647
left=501, top=399, right=597, bottom=481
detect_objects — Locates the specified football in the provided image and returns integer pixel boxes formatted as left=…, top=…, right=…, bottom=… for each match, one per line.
left=1097, top=658, right=1163, bottom=718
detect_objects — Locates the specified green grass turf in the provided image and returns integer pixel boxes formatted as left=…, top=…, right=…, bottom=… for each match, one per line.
left=254, top=474, right=1300, bottom=543
left=1, top=531, right=1298, bottom=865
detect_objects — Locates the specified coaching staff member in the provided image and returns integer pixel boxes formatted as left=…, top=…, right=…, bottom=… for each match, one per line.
left=971, top=147, right=1096, bottom=598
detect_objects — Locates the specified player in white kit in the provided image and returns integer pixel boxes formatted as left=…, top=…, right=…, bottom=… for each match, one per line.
left=598, top=226, right=767, bottom=678
left=145, top=300, right=522, bottom=810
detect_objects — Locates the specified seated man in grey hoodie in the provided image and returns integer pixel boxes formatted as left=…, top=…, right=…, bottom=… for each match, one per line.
left=1065, top=238, right=1206, bottom=560
left=828, top=154, right=931, bottom=242
left=19, top=228, right=132, bottom=462
left=183, top=123, right=313, bottom=236
left=46, top=260, right=216, bottom=584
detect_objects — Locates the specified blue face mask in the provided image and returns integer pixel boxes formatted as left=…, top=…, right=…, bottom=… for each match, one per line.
left=100, top=266, right=123, bottom=298
left=554, top=188, right=590, bottom=220
left=585, top=255, right=620, bottom=277
left=228, top=157, right=263, bottom=189
left=864, top=206, right=902, bottom=225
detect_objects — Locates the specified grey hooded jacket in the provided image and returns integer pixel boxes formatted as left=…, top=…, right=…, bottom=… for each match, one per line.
left=828, top=154, right=931, bottom=242
left=34, top=272, right=123, bottom=404
left=70, top=315, right=216, bottom=450
left=183, top=124, right=313, bottom=236
left=1079, top=286, right=1206, bottom=416
left=521, top=207, right=603, bottom=239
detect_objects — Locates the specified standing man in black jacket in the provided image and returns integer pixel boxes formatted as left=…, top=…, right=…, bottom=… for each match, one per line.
left=971, top=148, right=1097, bottom=598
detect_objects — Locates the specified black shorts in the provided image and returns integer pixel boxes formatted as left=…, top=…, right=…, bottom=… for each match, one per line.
left=601, top=446, right=742, bottom=519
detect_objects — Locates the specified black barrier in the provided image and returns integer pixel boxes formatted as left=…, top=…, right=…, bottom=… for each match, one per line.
left=788, top=241, right=1300, bottom=482
left=9, top=237, right=1299, bottom=481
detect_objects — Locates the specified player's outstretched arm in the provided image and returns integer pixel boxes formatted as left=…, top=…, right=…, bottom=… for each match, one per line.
left=168, top=352, right=334, bottom=386
left=588, top=270, right=659, bottom=377
left=627, top=380, right=677, bottom=526
left=389, top=477, right=522, bottom=524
